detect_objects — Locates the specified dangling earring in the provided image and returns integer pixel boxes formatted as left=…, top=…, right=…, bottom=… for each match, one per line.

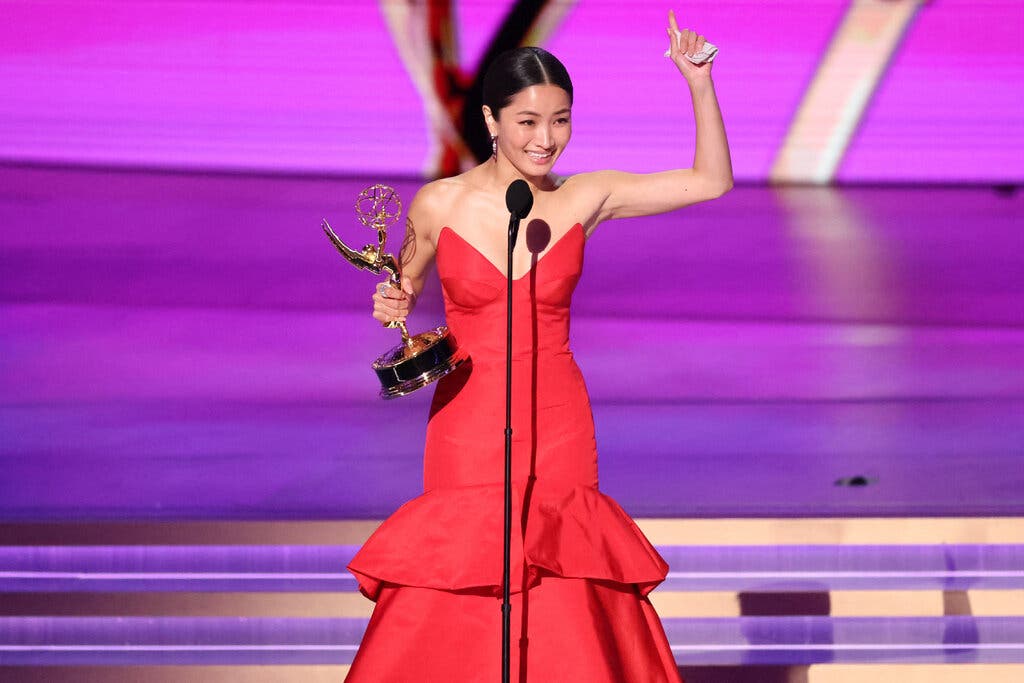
left=491, top=135, right=498, bottom=160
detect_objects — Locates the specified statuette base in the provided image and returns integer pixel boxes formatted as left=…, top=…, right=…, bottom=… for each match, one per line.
left=372, top=326, right=467, bottom=399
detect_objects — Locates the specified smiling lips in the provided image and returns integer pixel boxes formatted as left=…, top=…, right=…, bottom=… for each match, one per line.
left=527, top=150, right=553, bottom=164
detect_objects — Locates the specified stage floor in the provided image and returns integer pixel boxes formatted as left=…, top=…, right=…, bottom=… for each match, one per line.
left=1, top=165, right=1021, bottom=520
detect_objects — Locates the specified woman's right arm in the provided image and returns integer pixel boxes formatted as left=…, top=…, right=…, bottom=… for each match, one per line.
left=372, top=184, right=440, bottom=325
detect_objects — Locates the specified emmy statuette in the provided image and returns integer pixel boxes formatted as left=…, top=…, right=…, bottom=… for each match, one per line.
left=322, top=184, right=467, bottom=398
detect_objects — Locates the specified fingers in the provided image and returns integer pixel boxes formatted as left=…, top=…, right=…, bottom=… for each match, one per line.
left=377, top=281, right=405, bottom=302
left=666, top=10, right=680, bottom=58
left=372, top=282, right=411, bottom=324
left=372, top=299, right=408, bottom=323
left=667, top=9, right=706, bottom=59
left=677, top=29, right=700, bottom=56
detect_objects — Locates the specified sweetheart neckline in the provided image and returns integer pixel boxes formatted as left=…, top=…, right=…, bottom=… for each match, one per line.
left=438, top=223, right=583, bottom=282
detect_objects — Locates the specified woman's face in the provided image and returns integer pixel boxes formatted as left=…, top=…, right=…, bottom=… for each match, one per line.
left=488, top=84, right=572, bottom=177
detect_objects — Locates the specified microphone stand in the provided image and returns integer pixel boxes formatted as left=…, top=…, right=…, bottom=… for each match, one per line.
left=501, top=210, right=518, bottom=683
left=501, top=180, right=530, bottom=683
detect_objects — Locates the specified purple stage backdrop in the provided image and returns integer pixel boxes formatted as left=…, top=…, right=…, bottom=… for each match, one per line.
left=0, top=0, right=1021, bottom=182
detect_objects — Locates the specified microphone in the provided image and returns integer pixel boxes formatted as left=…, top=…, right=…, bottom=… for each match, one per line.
left=505, top=179, right=533, bottom=249
left=500, top=177, right=532, bottom=683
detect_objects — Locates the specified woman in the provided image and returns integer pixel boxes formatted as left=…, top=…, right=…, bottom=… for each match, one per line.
left=348, top=10, right=731, bottom=681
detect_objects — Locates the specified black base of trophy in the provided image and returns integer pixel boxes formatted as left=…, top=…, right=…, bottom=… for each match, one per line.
left=372, top=325, right=467, bottom=399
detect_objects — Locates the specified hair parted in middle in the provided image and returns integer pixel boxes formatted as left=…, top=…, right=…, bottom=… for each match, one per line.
left=481, top=47, right=573, bottom=119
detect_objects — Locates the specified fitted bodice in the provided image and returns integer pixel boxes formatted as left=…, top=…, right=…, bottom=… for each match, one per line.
left=435, top=223, right=584, bottom=360
left=424, top=223, right=596, bottom=491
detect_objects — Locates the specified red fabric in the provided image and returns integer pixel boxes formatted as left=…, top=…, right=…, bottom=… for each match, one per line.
left=347, top=223, right=682, bottom=681
left=349, top=576, right=680, bottom=682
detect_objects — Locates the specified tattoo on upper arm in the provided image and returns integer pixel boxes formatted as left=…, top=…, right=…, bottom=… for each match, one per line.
left=399, top=216, right=417, bottom=267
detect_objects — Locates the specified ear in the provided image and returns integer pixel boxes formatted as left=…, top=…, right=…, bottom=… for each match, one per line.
left=482, top=105, right=498, bottom=137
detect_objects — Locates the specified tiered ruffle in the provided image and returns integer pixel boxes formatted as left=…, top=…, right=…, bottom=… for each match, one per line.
left=347, top=480, right=668, bottom=600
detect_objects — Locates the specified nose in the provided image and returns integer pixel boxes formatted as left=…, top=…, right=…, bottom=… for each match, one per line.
left=536, top=124, right=553, bottom=147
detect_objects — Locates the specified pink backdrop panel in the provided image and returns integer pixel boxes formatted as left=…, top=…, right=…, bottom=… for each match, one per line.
left=839, top=0, right=1024, bottom=182
left=0, top=1, right=1021, bottom=181
left=0, top=1, right=429, bottom=173
left=546, top=1, right=848, bottom=177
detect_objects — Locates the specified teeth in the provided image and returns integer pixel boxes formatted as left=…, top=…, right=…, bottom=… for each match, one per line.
left=527, top=152, right=551, bottom=159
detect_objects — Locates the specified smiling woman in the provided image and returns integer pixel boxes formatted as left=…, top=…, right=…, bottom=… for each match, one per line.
left=487, top=81, right=572, bottom=171
left=352, top=12, right=731, bottom=682
left=481, top=47, right=574, bottom=170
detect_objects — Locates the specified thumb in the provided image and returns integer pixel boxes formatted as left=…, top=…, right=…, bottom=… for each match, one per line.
left=401, top=276, right=414, bottom=296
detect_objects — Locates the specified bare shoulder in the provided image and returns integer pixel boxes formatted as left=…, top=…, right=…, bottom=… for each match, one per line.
left=555, top=171, right=627, bottom=207
left=548, top=171, right=620, bottom=231
left=412, top=176, right=466, bottom=206
left=557, top=170, right=614, bottom=193
left=406, top=177, right=467, bottom=238
left=409, top=177, right=460, bottom=215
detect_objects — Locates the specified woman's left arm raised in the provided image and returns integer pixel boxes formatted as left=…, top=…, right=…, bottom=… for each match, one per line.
left=577, top=10, right=733, bottom=224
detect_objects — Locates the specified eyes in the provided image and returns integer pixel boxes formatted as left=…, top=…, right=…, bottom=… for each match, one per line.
left=517, top=117, right=571, bottom=127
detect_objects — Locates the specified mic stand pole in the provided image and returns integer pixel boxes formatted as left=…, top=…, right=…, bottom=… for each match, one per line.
left=501, top=210, right=521, bottom=683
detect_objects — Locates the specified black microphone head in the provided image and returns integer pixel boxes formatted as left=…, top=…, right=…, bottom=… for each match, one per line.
left=505, top=179, right=534, bottom=219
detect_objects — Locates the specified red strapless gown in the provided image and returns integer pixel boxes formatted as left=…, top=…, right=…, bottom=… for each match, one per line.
left=346, top=223, right=682, bottom=682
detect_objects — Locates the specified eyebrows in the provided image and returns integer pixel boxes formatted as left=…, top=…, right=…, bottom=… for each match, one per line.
left=514, top=108, right=572, bottom=117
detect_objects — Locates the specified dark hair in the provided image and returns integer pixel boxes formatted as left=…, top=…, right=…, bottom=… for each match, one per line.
left=481, top=47, right=573, bottom=119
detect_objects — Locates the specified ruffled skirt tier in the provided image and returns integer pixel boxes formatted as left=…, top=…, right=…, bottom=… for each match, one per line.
left=348, top=479, right=669, bottom=600
left=346, top=480, right=682, bottom=682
